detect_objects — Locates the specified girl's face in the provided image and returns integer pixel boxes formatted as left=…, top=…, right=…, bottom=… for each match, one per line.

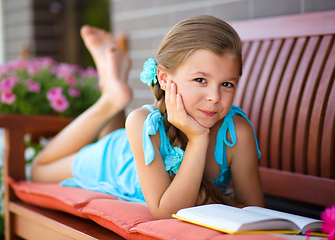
left=166, top=49, right=239, bottom=128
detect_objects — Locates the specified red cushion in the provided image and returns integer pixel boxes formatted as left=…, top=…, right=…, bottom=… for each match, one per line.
left=133, top=220, right=287, bottom=240
left=7, top=177, right=117, bottom=218
left=83, top=199, right=287, bottom=240
left=81, top=199, right=154, bottom=239
left=7, top=177, right=287, bottom=240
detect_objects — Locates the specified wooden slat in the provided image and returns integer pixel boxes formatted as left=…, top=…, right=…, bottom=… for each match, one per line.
left=320, top=75, right=335, bottom=179
left=295, top=36, right=332, bottom=176
left=242, top=40, right=271, bottom=117
left=258, top=38, right=294, bottom=169
left=3, top=128, right=26, bottom=181
left=242, top=41, right=251, bottom=62
left=10, top=202, right=124, bottom=240
left=4, top=128, right=26, bottom=240
left=234, top=41, right=261, bottom=107
left=230, top=10, right=335, bottom=41
left=14, top=215, right=74, bottom=240
left=308, top=36, right=335, bottom=178
left=259, top=167, right=335, bottom=206
left=282, top=37, right=318, bottom=174
left=4, top=127, right=26, bottom=239
left=271, top=37, right=306, bottom=172
left=250, top=39, right=282, bottom=137
left=0, top=114, right=73, bottom=130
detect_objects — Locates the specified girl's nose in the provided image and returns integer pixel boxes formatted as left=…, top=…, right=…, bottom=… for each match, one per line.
left=205, top=88, right=221, bottom=103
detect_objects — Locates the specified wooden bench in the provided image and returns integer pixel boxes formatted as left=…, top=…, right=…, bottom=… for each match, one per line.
left=1, top=9, right=334, bottom=240
left=230, top=9, right=335, bottom=216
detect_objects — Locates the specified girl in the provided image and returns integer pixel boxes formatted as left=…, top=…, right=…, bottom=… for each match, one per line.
left=31, top=15, right=264, bottom=220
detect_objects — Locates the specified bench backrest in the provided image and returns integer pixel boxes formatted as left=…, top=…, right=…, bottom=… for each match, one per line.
left=230, top=10, right=335, bottom=207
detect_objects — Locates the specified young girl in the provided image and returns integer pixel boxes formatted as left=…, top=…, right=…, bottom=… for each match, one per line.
left=31, top=15, right=264, bottom=220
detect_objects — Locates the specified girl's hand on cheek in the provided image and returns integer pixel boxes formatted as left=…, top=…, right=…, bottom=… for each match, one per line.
left=165, top=80, right=209, bottom=140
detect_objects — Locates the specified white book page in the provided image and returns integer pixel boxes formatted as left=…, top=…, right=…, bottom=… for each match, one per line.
left=176, top=204, right=287, bottom=232
left=244, top=206, right=322, bottom=232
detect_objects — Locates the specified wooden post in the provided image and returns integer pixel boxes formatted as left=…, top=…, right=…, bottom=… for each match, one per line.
left=4, top=127, right=26, bottom=240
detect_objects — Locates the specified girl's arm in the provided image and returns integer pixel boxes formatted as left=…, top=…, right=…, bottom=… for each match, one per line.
left=126, top=108, right=208, bottom=219
left=227, top=115, right=265, bottom=207
left=126, top=82, right=210, bottom=219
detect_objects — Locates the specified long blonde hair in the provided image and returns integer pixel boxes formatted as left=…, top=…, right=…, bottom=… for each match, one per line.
left=152, top=15, right=242, bottom=205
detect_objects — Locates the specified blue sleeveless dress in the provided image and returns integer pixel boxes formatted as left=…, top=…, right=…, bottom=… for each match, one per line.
left=60, top=105, right=260, bottom=204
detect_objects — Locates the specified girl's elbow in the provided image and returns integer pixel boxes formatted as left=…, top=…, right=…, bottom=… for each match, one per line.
left=149, top=204, right=176, bottom=220
left=151, top=210, right=175, bottom=220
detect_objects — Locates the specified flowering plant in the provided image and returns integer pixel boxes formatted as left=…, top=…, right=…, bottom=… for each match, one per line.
left=0, top=58, right=101, bottom=237
left=0, top=57, right=101, bottom=117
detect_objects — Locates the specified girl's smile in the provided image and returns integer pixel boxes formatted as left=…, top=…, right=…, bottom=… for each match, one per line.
left=167, top=49, right=240, bottom=128
left=199, top=110, right=217, bottom=117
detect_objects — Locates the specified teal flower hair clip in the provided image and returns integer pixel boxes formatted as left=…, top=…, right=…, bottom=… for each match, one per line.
left=140, top=58, right=157, bottom=86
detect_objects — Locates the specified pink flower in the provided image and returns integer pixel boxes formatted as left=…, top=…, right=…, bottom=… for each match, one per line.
left=38, top=57, right=55, bottom=68
left=68, top=88, right=80, bottom=97
left=55, top=63, right=78, bottom=79
left=8, top=59, right=27, bottom=70
left=47, top=87, right=69, bottom=112
left=27, top=62, right=42, bottom=75
left=0, top=68, right=6, bottom=78
left=65, top=75, right=76, bottom=86
left=27, top=79, right=40, bottom=93
left=79, top=66, right=98, bottom=78
left=321, top=205, right=335, bottom=239
left=50, top=95, right=69, bottom=112
left=0, top=77, right=18, bottom=91
left=1, top=90, right=16, bottom=104
left=46, top=87, right=63, bottom=101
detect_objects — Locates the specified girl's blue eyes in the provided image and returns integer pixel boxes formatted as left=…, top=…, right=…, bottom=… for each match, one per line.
left=194, top=78, right=234, bottom=88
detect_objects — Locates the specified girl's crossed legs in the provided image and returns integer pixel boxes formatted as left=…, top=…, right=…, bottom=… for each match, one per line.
left=30, top=26, right=132, bottom=183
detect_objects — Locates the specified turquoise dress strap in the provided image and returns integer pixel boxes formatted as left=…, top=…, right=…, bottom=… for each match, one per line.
left=213, top=105, right=261, bottom=188
left=141, top=105, right=260, bottom=190
left=141, top=105, right=184, bottom=174
left=215, top=105, right=261, bottom=165
left=141, top=105, right=163, bottom=165
left=142, top=104, right=155, bottom=112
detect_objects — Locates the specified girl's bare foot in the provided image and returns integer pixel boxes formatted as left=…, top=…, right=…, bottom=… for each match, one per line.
left=81, top=25, right=130, bottom=91
left=102, top=47, right=132, bottom=112
left=81, top=25, right=132, bottom=113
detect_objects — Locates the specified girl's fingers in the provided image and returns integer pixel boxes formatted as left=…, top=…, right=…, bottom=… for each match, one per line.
left=170, top=81, right=177, bottom=109
left=176, top=93, right=187, bottom=125
left=166, top=80, right=177, bottom=117
left=165, top=80, right=171, bottom=113
left=165, top=79, right=170, bottom=101
left=165, top=82, right=208, bottom=137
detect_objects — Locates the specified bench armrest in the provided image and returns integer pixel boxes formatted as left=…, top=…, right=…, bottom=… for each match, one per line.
left=0, top=114, right=72, bottom=194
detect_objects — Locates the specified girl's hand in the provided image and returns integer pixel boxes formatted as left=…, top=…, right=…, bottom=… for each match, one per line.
left=165, top=80, right=209, bottom=140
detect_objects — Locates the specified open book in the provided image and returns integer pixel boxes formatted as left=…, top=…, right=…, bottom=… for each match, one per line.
left=172, top=204, right=323, bottom=234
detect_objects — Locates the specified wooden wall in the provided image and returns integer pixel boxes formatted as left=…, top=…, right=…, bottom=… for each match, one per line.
left=32, top=0, right=80, bottom=63
left=1, top=0, right=80, bottom=63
